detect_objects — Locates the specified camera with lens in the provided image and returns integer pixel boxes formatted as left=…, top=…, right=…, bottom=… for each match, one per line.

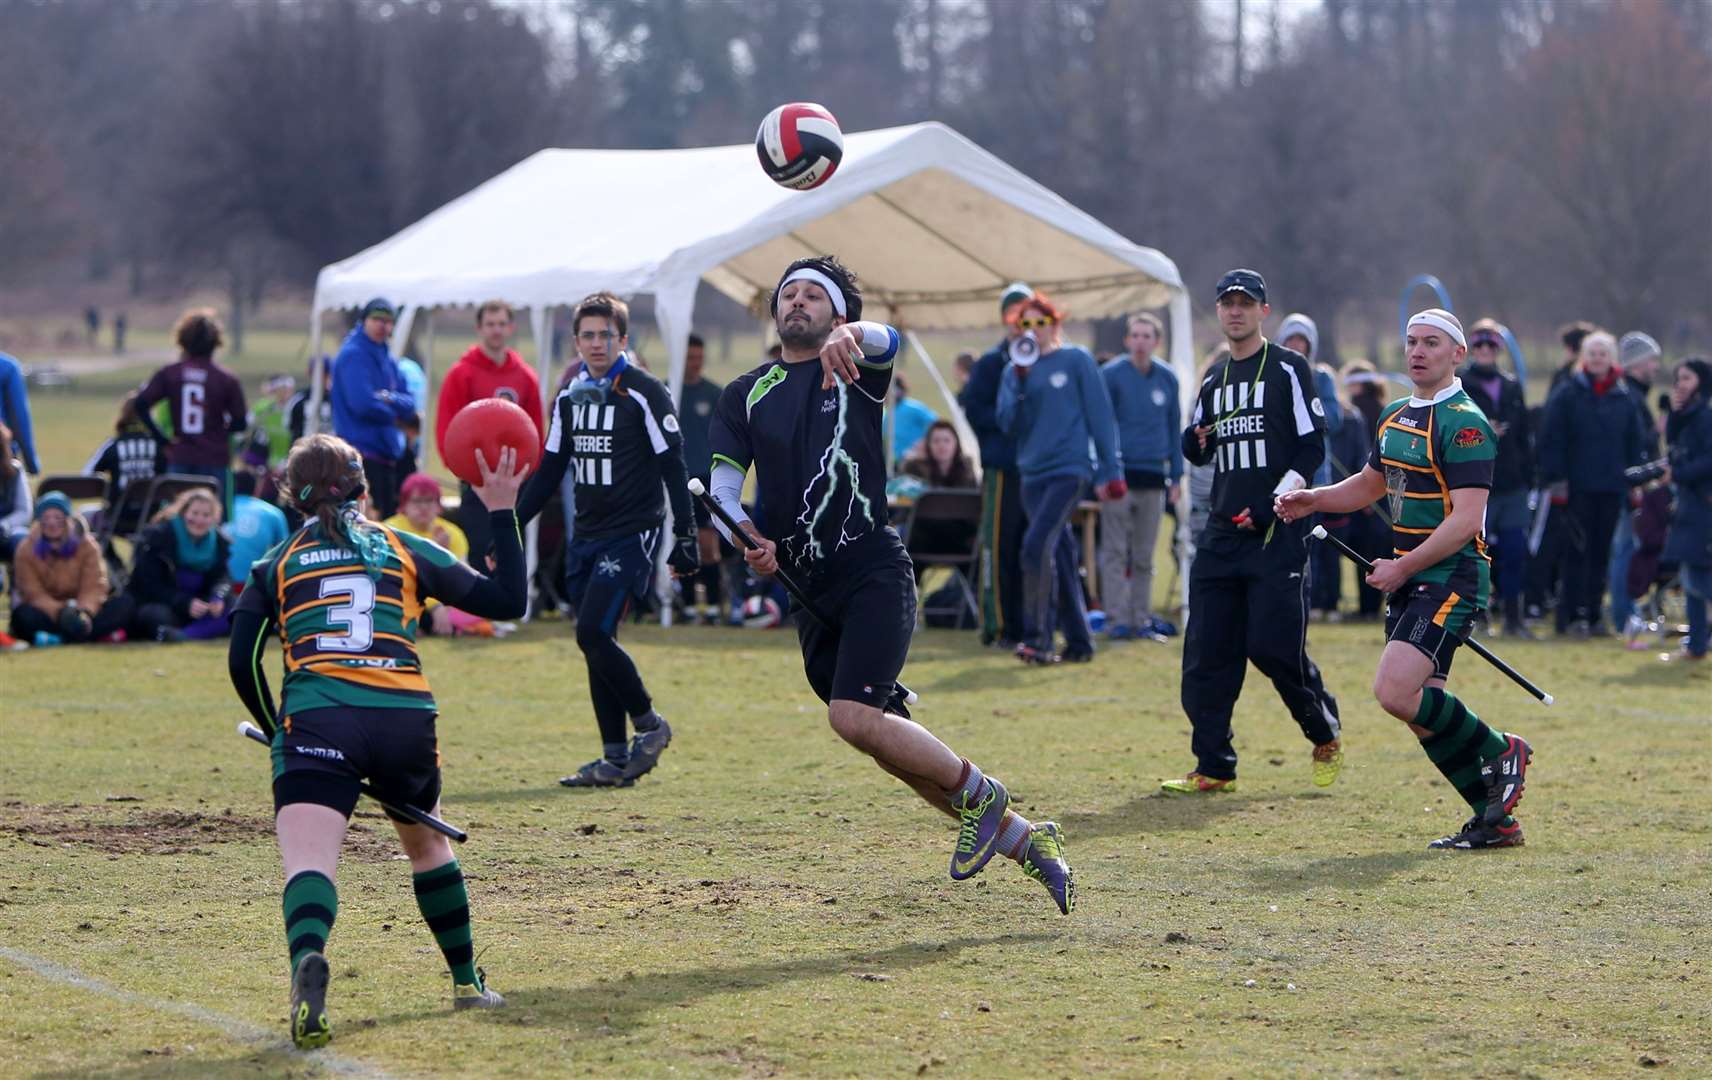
left=1623, top=458, right=1669, bottom=487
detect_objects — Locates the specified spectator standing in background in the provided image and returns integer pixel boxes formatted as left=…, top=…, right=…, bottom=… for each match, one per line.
left=1276, top=312, right=1345, bottom=483
left=113, top=312, right=127, bottom=354
left=0, top=350, right=41, bottom=475
left=1611, top=331, right=1664, bottom=637
left=676, top=332, right=733, bottom=625
left=134, top=309, right=247, bottom=513
left=953, top=351, right=976, bottom=392
left=1099, top=312, right=1182, bottom=641
left=125, top=487, right=232, bottom=642
left=85, top=306, right=100, bottom=346
left=1539, top=331, right=1646, bottom=637
left=1659, top=358, right=1712, bottom=665
left=435, top=301, right=543, bottom=564
left=959, top=283, right=1034, bottom=647
left=1530, top=320, right=1598, bottom=620
left=1307, top=363, right=1373, bottom=621
left=1550, top=321, right=1597, bottom=392
left=1458, top=319, right=1536, bottom=638
left=9, top=492, right=133, bottom=645
left=331, top=298, right=416, bottom=518
left=886, top=372, right=938, bottom=466
left=288, top=358, right=334, bottom=444
left=997, top=292, right=1123, bottom=665
left=85, top=392, right=167, bottom=539
left=246, top=374, right=297, bottom=473
left=0, top=424, right=33, bottom=561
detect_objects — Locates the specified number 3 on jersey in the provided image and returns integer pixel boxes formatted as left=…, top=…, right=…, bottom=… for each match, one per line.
left=317, top=573, right=375, bottom=651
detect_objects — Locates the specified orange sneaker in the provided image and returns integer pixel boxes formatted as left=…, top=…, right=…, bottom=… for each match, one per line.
left=1159, top=772, right=1237, bottom=795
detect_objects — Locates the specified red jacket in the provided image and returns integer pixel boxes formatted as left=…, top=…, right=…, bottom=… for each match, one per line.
left=434, top=346, right=545, bottom=464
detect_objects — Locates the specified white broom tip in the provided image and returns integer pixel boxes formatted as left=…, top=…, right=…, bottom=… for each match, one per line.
left=687, top=478, right=706, bottom=495
left=1310, top=525, right=1328, bottom=539
left=1542, top=694, right=1554, bottom=706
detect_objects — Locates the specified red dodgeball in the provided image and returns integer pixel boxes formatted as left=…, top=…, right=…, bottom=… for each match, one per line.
left=442, top=398, right=541, bottom=486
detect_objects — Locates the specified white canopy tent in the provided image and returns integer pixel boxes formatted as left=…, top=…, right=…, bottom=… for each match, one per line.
left=309, top=120, right=1197, bottom=613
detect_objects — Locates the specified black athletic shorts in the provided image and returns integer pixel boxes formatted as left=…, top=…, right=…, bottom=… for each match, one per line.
left=1386, top=580, right=1482, bottom=681
left=272, top=707, right=441, bottom=824
left=793, top=529, right=916, bottom=711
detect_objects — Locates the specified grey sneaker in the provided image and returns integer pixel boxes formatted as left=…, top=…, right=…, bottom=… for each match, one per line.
left=453, top=967, right=505, bottom=1010
left=290, top=952, right=332, bottom=1049
left=559, top=759, right=635, bottom=788
left=623, top=715, right=673, bottom=781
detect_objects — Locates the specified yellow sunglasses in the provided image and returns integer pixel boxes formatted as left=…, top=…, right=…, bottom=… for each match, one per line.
left=1016, top=316, right=1056, bottom=329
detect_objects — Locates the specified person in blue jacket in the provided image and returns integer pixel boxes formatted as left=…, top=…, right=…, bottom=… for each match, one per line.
left=1538, top=331, right=1646, bottom=636
left=958, top=283, right=1033, bottom=647
left=997, top=293, right=1124, bottom=664
left=0, top=352, right=40, bottom=475
left=1098, top=313, right=1183, bottom=640
left=1659, top=358, right=1712, bottom=664
left=331, top=298, right=417, bottom=517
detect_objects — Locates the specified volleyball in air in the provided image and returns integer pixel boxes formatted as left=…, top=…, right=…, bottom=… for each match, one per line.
left=755, top=103, right=844, bottom=191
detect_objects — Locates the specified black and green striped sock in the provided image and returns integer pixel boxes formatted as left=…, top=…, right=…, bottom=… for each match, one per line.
left=413, top=860, right=480, bottom=988
left=283, top=869, right=337, bottom=976
left=1415, top=687, right=1507, bottom=815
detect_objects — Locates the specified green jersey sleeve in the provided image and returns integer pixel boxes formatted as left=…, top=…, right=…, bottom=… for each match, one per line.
left=1437, top=403, right=1497, bottom=490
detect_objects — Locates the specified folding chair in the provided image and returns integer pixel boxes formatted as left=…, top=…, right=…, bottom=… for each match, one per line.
left=34, top=474, right=108, bottom=505
left=905, top=487, right=983, bottom=627
left=139, top=474, right=219, bottom=522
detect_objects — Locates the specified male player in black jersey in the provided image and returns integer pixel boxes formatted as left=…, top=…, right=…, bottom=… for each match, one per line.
left=515, top=291, right=699, bottom=788
left=705, top=256, right=1074, bottom=914
left=1165, top=268, right=1344, bottom=795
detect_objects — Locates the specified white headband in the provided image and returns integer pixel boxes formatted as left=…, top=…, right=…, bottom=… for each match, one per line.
left=779, top=267, right=847, bottom=318
left=1407, top=309, right=1466, bottom=348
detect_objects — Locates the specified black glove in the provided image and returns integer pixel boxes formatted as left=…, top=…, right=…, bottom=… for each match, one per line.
left=668, top=531, right=700, bottom=577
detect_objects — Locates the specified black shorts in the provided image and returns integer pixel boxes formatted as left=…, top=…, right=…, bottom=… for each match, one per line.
left=1386, top=581, right=1482, bottom=681
left=794, top=530, right=916, bottom=711
left=272, top=707, right=441, bottom=824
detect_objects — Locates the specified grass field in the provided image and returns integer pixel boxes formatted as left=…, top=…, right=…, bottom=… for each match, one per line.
left=3, top=618, right=1709, bottom=1079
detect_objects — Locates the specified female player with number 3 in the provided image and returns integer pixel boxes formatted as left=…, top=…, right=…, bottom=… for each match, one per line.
left=226, top=433, right=529, bottom=1049
left=1276, top=310, right=1534, bottom=851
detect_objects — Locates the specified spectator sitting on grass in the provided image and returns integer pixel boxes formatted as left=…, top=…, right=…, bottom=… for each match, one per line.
left=226, top=470, right=289, bottom=594
left=9, top=492, right=133, bottom=645
left=384, top=472, right=510, bottom=637
left=126, top=487, right=232, bottom=642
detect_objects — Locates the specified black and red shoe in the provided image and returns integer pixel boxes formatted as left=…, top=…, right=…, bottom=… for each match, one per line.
left=1480, top=734, right=1533, bottom=825
left=1428, top=816, right=1524, bottom=850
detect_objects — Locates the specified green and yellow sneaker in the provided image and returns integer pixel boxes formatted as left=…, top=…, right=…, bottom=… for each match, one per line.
left=1020, top=822, right=1075, bottom=915
left=1311, top=739, right=1343, bottom=788
left=453, top=968, right=506, bottom=1010
left=1159, top=772, right=1237, bottom=795
left=289, top=952, right=332, bottom=1049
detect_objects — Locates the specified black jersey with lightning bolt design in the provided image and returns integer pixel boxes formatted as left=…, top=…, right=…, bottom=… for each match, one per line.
left=708, top=324, right=902, bottom=577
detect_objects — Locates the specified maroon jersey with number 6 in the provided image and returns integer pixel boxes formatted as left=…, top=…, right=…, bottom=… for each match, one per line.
left=136, top=355, right=248, bottom=468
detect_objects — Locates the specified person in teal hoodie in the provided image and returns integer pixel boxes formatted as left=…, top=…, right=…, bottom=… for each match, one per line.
left=997, top=293, right=1124, bottom=663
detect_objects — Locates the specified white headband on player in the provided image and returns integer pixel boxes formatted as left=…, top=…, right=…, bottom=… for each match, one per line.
left=778, top=267, right=847, bottom=318
left=1407, top=308, right=1466, bottom=348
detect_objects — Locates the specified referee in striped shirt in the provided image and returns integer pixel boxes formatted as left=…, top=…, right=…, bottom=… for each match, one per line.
left=1163, top=269, right=1344, bottom=795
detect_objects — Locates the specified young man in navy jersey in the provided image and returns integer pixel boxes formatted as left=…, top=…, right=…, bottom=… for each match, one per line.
left=1167, top=269, right=1344, bottom=795
left=706, top=256, right=1074, bottom=914
left=514, top=292, right=699, bottom=788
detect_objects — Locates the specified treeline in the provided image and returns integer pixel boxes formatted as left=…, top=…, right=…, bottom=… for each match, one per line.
left=1, top=0, right=1708, bottom=358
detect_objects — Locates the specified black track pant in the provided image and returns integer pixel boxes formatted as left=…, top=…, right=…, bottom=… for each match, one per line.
left=1558, top=491, right=1621, bottom=631
left=1180, top=531, right=1341, bottom=780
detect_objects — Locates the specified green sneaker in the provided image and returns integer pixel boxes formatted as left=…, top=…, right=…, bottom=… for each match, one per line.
left=289, top=952, right=332, bottom=1049
left=1020, top=822, right=1075, bottom=915
left=453, top=968, right=506, bottom=1010
left=1311, top=739, right=1343, bottom=788
left=1159, top=772, right=1237, bottom=795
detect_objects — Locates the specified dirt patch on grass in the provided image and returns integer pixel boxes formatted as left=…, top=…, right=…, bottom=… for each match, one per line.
left=2, top=802, right=397, bottom=857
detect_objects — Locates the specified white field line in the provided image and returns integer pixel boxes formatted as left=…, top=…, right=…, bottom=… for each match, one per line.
left=0, top=946, right=405, bottom=1080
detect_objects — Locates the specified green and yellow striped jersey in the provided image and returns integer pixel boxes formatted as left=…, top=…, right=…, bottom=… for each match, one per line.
left=237, top=520, right=476, bottom=714
left=1368, top=380, right=1495, bottom=603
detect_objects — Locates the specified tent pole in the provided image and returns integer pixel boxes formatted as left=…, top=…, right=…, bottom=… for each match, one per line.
left=306, top=300, right=327, bottom=437
left=652, top=277, right=700, bottom=629
left=903, top=330, right=979, bottom=473
left=523, top=304, right=549, bottom=621
left=1166, top=289, right=1195, bottom=617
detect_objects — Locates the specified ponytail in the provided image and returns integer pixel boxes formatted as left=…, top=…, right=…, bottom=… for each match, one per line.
left=287, top=434, right=392, bottom=581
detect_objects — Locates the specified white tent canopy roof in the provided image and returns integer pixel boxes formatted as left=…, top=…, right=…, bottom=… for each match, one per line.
left=312, top=120, right=1186, bottom=331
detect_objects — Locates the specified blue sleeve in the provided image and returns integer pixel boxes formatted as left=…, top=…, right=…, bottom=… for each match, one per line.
left=0, top=363, right=37, bottom=473
left=1165, top=370, right=1184, bottom=482
left=996, top=364, right=1021, bottom=434
left=1081, top=353, right=1122, bottom=482
left=959, top=352, right=1004, bottom=436
left=1314, top=368, right=1343, bottom=434
left=384, top=360, right=417, bottom=418
left=332, top=352, right=397, bottom=425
